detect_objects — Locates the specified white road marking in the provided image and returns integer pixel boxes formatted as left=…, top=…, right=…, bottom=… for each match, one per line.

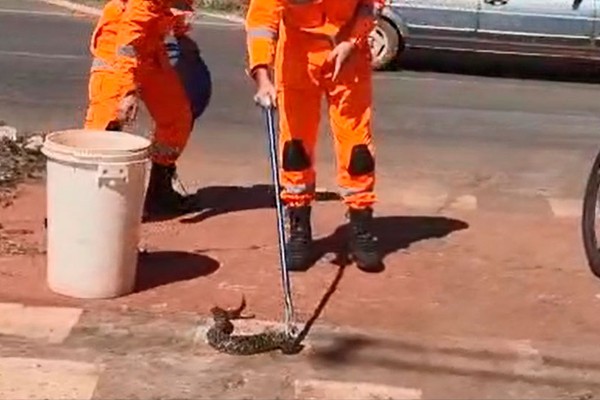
left=548, top=198, right=581, bottom=218
left=373, top=73, right=595, bottom=93
left=0, top=303, right=83, bottom=344
left=509, top=340, right=544, bottom=376
left=0, top=49, right=85, bottom=59
left=0, top=357, right=100, bottom=400
left=0, top=5, right=242, bottom=27
left=294, top=379, right=423, bottom=400
left=448, top=194, right=478, bottom=211
left=373, top=74, right=469, bottom=84
left=191, top=19, right=242, bottom=28
left=395, top=181, right=449, bottom=210
left=30, top=0, right=245, bottom=26
left=0, top=7, right=71, bottom=16
left=198, top=10, right=244, bottom=24
left=30, top=0, right=101, bottom=16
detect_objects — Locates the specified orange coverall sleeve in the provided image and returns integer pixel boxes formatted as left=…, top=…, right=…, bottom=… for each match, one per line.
left=245, top=0, right=282, bottom=74
left=347, top=0, right=376, bottom=46
left=114, top=0, right=161, bottom=97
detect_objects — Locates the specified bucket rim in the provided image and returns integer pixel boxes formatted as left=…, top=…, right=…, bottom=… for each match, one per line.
left=43, top=129, right=151, bottom=162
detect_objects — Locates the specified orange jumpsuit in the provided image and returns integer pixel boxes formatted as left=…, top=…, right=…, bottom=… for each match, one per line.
left=84, top=0, right=192, bottom=166
left=245, top=0, right=377, bottom=209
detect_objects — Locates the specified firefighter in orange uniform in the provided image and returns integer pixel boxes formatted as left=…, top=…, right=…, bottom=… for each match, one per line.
left=84, top=0, right=194, bottom=217
left=245, top=0, right=382, bottom=271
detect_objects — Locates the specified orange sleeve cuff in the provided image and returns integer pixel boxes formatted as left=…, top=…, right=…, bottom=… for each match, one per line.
left=247, top=37, right=276, bottom=72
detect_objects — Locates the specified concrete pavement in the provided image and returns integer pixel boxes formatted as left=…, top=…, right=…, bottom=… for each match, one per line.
left=2, top=302, right=600, bottom=399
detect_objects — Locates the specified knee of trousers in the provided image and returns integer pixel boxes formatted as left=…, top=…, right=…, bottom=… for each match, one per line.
left=347, top=144, right=375, bottom=176
left=282, top=139, right=311, bottom=172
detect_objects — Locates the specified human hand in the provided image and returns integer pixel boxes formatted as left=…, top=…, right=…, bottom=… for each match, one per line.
left=116, top=92, right=139, bottom=125
left=253, top=68, right=277, bottom=108
left=326, top=40, right=356, bottom=81
left=171, top=8, right=194, bottom=36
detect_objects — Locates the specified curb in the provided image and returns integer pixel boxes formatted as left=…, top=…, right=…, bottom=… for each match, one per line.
left=197, top=10, right=244, bottom=24
left=37, top=0, right=244, bottom=24
left=37, top=0, right=101, bottom=16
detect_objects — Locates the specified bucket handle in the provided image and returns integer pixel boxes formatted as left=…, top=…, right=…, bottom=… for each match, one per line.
left=97, top=164, right=129, bottom=186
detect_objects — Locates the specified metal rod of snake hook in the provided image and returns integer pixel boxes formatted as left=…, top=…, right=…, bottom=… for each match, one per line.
left=262, top=104, right=296, bottom=337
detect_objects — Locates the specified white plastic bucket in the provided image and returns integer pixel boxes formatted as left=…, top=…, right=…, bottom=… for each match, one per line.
left=41, top=129, right=151, bottom=299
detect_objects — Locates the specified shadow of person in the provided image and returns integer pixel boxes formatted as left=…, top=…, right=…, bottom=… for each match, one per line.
left=300, top=215, right=469, bottom=273
left=178, top=184, right=341, bottom=224
left=135, top=250, right=219, bottom=292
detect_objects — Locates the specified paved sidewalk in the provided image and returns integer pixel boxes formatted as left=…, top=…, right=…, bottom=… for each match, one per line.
left=1, top=303, right=600, bottom=400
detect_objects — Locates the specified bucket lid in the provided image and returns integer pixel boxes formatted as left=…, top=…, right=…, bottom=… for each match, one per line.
left=42, top=129, right=151, bottom=164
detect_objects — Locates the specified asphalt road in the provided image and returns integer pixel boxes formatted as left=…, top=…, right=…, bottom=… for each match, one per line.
left=2, top=0, right=600, bottom=212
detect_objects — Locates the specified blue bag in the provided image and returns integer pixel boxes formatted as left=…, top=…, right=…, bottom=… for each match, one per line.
left=165, top=34, right=213, bottom=122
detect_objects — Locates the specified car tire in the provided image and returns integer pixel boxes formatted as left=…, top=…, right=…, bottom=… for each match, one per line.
left=369, top=16, right=401, bottom=71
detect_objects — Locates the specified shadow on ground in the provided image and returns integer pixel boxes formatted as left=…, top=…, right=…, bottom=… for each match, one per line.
left=302, top=215, right=470, bottom=273
left=288, top=216, right=468, bottom=351
left=306, top=332, right=600, bottom=389
left=135, top=250, right=219, bottom=292
left=174, top=184, right=340, bottom=224
left=292, top=265, right=346, bottom=353
left=388, top=49, right=600, bottom=85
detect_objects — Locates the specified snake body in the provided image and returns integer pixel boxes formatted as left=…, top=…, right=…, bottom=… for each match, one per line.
left=206, top=297, right=301, bottom=355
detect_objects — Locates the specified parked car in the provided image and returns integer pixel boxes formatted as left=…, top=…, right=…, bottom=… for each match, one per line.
left=369, top=0, right=600, bottom=70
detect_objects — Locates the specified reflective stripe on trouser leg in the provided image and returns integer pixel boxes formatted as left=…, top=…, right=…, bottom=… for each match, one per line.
left=325, top=50, right=376, bottom=209
left=139, top=64, right=192, bottom=166
left=149, top=142, right=181, bottom=165
left=277, top=85, right=321, bottom=207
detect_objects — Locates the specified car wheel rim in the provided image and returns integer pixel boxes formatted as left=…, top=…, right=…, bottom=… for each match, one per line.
left=369, top=26, right=389, bottom=61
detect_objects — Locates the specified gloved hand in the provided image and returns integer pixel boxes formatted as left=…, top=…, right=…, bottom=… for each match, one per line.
left=116, top=92, right=139, bottom=125
left=326, top=40, right=356, bottom=81
left=171, top=7, right=194, bottom=36
left=253, top=67, right=277, bottom=108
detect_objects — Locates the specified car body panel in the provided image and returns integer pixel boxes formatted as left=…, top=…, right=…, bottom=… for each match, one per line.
left=389, top=0, right=479, bottom=36
left=380, top=4, right=410, bottom=38
left=479, top=0, right=596, bottom=47
left=381, top=0, right=600, bottom=61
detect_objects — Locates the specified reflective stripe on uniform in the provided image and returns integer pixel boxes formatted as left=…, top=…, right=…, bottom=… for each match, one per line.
left=247, top=27, right=278, bottom=40
left=338, top=185, right=373, bottom=198
left=117, top=44, right=137, bottom=58
left=283, top=183, right=315, bottom=195
left=91, top=57, right=113, bottom=72
left=150, top=142, right=181, bottom=159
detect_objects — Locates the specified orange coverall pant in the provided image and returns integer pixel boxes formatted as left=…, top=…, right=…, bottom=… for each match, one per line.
left=245, top=0, right=377, bottom=210
left=84, top=0, right=192, bottom=167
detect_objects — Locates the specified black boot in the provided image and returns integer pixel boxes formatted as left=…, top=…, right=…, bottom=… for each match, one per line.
left=348, top=207, right=383, bottom=272
left=143, top=163, right=189, bottom=218
left=285, top=206, right=313, bottom=271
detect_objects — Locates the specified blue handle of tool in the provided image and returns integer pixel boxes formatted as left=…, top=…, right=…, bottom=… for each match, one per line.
left=262, top=105, right=296, bottom=337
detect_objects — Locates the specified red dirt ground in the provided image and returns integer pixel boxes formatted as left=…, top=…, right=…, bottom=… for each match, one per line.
left=1, top=182, right=600, bottom=349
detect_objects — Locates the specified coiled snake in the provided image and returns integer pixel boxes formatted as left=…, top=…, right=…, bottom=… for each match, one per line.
left=206, top=297, right=302, bottom=356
